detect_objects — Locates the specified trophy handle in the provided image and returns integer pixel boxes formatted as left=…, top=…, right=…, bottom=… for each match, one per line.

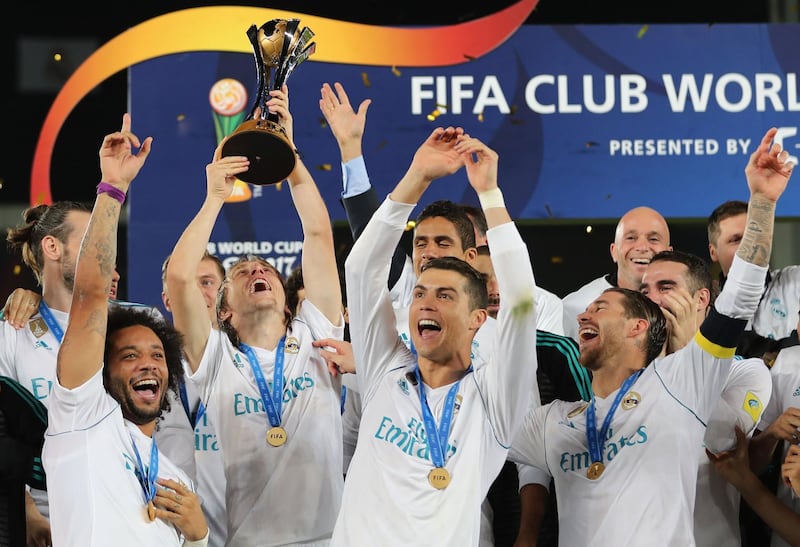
left=245, top=24, right=268, bottom=123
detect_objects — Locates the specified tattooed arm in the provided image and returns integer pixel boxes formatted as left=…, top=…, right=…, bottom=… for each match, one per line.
left=57, top=114, right=152, bottom=389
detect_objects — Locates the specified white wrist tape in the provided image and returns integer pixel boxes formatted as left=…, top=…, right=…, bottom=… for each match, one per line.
left=478, top=188, right=505, bottom=210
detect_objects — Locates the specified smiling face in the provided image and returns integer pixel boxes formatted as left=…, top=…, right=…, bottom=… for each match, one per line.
left=412, top=217, right=473, bottom=277
left=409, top=265, right=485, bottom=364
left=223, top=257, right=286, bottom=319
left=576, top=291, right=633, bottom=371
left=610, top=207, right=671, bottom=290
left=105, top=325, right=169, bottom=425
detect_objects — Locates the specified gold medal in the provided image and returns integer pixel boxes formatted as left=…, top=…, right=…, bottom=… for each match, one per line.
left=621, top=391, right=641, bottom=410
left=266, top=426, right=287, bottom=447
left=428, top=467, right=451, bottom=489
left=147, top=500, right=156, bottom=521
left=567, top=403, right=589, bottom=418
left=586, top=461, right=605, bottom=480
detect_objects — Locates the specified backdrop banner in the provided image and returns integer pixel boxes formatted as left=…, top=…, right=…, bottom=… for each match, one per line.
left=128, top=23, right=800, bottom=309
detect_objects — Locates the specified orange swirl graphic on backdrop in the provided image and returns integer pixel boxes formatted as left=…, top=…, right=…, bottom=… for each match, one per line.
left=30, top=0, right=538, bottom=205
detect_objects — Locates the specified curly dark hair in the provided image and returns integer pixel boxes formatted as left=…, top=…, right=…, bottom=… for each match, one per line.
left=104, top=306, right=185, bottom=417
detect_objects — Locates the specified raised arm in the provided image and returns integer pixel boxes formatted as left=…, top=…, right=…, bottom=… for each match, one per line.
left=166, top=143, right=248, bottom=371
left=320, top=81, right=408, bottom=292
left=57, top=114, right=152, bottom=388
left=277, top=87, right=341, bottom=324
left=737, top=127, right=794, bottom=267
left=713, top=128, right=794, bottom=320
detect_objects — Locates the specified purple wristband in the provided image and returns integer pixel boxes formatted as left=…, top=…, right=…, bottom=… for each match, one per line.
left=96, top=182, right=126, bottom=204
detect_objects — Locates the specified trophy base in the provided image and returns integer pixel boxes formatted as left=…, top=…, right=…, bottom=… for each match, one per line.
left=221, top=119, right=296, bottom=185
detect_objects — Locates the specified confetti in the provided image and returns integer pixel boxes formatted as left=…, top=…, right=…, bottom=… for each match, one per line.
left=426, top=109, right=442, bottom=122
left=637, top=25, right=649, bottom=39
left=361, top=72, right=371, bottom=87
left=177, top=113, right=186, bottom=121
left=477, top=112, right=484, bottom=122
left=405, top=221, right=416, bottom=231
left=317, top=164, right=332, bottom=171
left=391, top=66, right=401, bottom=77
left=550, top=256, right=564, bottom=265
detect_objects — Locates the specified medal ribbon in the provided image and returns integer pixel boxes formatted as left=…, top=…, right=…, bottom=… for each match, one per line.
left=586, top=370, right=642, bottom=466
left=240, top=337, right=286, bottom=429
left=130, top=433, right=159, bottom=506
left=414, top=365, right=471, bottom=470
left=38, top=302, right=64, bottom=343
left=179, top=382, right=206, bottom=428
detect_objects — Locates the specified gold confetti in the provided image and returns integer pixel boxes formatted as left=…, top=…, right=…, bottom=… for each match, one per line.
left=391, top=66, right=401, bottom=77
left=405, top=221, right=416, bottom=231
left=477, top=112, right=484, bottom=122
left=13, top=265, right=21, bottom=275
left=585, top=141, right=599, bottom=148
left=464, top=54, right=476, bottom=62
left=177, top=113, right=186, bottom=121
left=550, top=256, right=564, bottom=264
left=319, top=117, right=328, bottom=128
left=510, top=105, right=518, bottom=115
left=637, top=25, right=649, bottom=39
left=361, top=72, right=371, bottom=87
left=317, top=164, right=332, bottom=171
left=426, top=109, right=442, bottom=122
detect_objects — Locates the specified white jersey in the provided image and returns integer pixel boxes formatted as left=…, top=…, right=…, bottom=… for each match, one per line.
left=0, top=306, right=66, bottom=405
left=750, top=266, right=800, bottom=340
left=333, top=198, right=538, bottom=546
left=155, top=365, right=228, bottom=547
left=190, top=300, right=344, bottom=547
left=561, top=276, right=613, bottom=341
left=694, top=357, right=771, bottom=547
left=535, top=286, right=565, bottom=336
left=759, top=344, right=800, bottom=547
left=0, top=306, right=67, bottom=517
left=43, top=368, right=192, bottom=547
left=510, top=255, right=767, bottom=547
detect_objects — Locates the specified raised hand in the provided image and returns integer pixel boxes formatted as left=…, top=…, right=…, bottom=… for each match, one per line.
left=267, top=84, right=295, bottom=148
left=454, top=135, right=499, bottom=194
left=207, top=143, right=250, bottom=202
left=745, top=127, right=795, bottom=203
left=98, top=113, right=152, bottom=191
left=408, top=126, right=466, bottom=182
left=320, top=82, right=371, bottom=161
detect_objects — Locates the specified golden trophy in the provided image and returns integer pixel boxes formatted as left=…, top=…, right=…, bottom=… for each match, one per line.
left=221, top=19, right=316, bottom=185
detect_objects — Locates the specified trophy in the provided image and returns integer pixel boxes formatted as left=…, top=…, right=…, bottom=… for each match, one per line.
left=221, top=19, right=316, bottom=185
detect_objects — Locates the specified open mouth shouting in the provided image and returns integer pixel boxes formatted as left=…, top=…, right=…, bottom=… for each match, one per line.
left=131, top=377, right=161, bottom=404
left=417, top=318, right=442, bottom=341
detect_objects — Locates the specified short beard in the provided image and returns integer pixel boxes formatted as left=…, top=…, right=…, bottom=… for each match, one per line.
left=106, top=376, right=164, bottom=425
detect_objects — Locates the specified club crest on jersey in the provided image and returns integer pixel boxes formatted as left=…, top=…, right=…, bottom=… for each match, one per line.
left=454, top=394, right=463, bottom=414
left=621, top=391, right=641, bottom=410
left=29, top=318, right=48, bottom=338
left=284, top=337, right=300, bottom=354
left=567, top=403, right=588, bottom=418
